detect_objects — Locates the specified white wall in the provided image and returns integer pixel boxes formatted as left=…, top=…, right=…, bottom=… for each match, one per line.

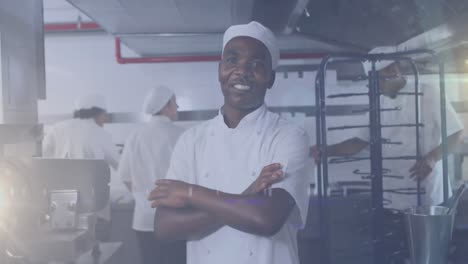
left=42, top=34, right=216, bottom=114
left=41, top=33, right=329, bottom=114
left=41, top=33, right=326, bottom=192
left=41, top=33, right=468, bottom=192
left=41, top=33, right=352, bottom=146
left=42, top=33, right=466, bottom=128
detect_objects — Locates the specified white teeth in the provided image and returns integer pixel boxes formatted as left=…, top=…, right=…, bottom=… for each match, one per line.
left=234, top=84, right=251, bottom=91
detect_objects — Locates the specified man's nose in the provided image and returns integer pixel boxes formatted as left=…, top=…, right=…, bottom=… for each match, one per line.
left=233, top=62, right=252, bottom=78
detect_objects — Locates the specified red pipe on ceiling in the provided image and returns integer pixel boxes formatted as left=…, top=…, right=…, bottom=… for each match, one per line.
left=44, top=22, right=101, bottom=32
left=44, top=22, right=325, bottom=64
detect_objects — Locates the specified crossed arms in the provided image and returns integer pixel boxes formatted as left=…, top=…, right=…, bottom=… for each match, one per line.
left=148, top=163, right=296, bottom=241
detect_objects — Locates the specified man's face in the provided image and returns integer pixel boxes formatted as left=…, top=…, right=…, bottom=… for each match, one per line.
left=166, top=95, right=179, bottom=121
left=218, top=36, right=275, bottom=111
left=378, top=63, right=406, bottom=98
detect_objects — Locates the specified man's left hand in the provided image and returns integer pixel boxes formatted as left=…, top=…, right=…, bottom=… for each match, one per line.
left=409, top=155, right=436, bottom=180
left=148, top=179, right=191, bottom=208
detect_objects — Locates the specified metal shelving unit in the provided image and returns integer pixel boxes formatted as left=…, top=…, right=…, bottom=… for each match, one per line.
left=314, top=49, right=450, bottom=264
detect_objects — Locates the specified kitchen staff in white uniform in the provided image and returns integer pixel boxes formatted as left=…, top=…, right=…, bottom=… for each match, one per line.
left=119, top=86, right=185, bottom=264
left=148, top=21, right=311, bottom=264
left=328, top=46, right=464, bottom=209
left=42, top=94, right=119, bottom=170
left=322, top=46, right=464, bottom=263
left=42, top=94, right=120, bottom=239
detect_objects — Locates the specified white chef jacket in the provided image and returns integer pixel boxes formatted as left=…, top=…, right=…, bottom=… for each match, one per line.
left=165, top=104, right=311, bottom=264
left=358, top=83, right=463, bottom=210
left=119, top=115, right=184, bottom=231
left=42, top=118, right=120, bottom=220
left=43, top=118, right=119, bottom=170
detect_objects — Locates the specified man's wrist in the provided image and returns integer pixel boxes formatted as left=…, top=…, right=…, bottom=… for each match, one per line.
left=187, top=184, right=223, bottom=207
left=424, top=151, right=439, bottom=163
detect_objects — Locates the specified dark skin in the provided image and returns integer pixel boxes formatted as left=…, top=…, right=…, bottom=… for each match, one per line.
left=152, top=164, right=285, bottom=241
left=310, top=137, right=369, bottom=161
left=151, top=37, right=296, bottom=241
left=219, top=37, right=275, bottom=128
left=313, top=62, right=463, bottom=180
left=408, top=130, right=463, bottom=180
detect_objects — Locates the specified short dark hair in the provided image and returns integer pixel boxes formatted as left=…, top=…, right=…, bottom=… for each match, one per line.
left=73, top=107, right=106, bottom=119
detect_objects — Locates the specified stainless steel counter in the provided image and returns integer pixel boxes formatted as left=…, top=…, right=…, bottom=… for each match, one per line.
left=76, top=242, right=122, bottom=264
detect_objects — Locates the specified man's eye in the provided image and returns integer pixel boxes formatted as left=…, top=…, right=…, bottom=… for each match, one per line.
left=250, top=60, right=265, bottom=69
left=225, top=57, right=237, bottom=64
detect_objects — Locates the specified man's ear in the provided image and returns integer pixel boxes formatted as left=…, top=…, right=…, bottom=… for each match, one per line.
left=267, top=71, right=276, bottom=89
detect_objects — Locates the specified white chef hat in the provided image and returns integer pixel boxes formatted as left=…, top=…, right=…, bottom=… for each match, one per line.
left=75, top=94, right=107, bottom=110
left=362, top=46, right=398, bottom=75
left=142, top=85, right=174, bottom=115
left=222, top=21, right=279, bottom=70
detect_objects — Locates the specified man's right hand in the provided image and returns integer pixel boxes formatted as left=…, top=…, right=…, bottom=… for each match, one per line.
left=243, top=163, right=284, bottom=195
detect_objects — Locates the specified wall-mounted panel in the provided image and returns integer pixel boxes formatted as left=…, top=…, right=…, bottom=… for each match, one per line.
left=0, top=0, right=45, bottom=123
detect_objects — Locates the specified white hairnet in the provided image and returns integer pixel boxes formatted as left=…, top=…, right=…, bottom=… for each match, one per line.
left=222, top=21, right=279, bottom=70
left=362, top=46, right=398, bottom=75
left=75, top=94, right=107, bottom=110
left=142, top=85, right=174, bottom=115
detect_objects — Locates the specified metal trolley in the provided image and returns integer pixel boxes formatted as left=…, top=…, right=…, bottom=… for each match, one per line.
left=314, top=49, right=451, bottom=264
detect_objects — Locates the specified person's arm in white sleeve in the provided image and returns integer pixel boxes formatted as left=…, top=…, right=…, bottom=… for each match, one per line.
left=270, top=127, right=311, bottom=228
left=310, top=121, right=369, bottom=161
left=153, top=132, right=283, bottom=241
left=151, top=127, right=309, bottom=238
left=410, top=84, right=464, bottom=179
left=311, top=137, right=368, bottom=159
left=153, top=132, right=222, bottom=241
left=427, top=84, right=464, bottom=161
left=162, top=128, right=309, bottom=235
left=423, top=111, right=463, bottom=162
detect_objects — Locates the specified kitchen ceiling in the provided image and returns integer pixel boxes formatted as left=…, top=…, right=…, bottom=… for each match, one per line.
left=64, top=0, right=468, bottom=72
left=66, top=0, right=360, bottom=56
